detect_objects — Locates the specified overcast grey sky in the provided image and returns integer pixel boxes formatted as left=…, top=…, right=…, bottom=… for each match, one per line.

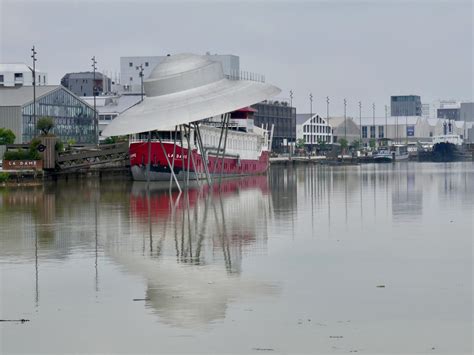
left=1, top=0, right=472, bottom=116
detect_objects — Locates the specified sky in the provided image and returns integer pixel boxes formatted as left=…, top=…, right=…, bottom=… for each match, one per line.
left=0, top=0, right=472, bottom=117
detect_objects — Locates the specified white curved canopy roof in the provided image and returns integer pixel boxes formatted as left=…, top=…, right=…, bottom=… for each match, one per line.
left=102, top=53, right=281, bottom=136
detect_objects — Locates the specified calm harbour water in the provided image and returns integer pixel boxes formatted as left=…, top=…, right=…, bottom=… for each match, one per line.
left=0, top=163, right=472, bottom=354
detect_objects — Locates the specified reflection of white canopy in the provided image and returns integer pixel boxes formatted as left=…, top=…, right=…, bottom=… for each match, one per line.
left=102, top=53, right=281, bottom=136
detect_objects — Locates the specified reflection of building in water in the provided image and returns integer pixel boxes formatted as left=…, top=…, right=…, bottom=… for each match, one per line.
left=108, top=175, right=276, bottom=328
left=391, top=170, right=423, bottom=219
left=127, top=175, right=271, bottom=274
left=269, top=166, right=297, bottom=214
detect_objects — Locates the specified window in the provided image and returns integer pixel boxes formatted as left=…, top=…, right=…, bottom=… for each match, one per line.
left=0, top=75, right=3, bottom=82
left=370, top=126, right=376, bottom=138
left=129, top=62, right=133, bottom=67
left=362, top=126, right=368, bottom=138
left=14, top=73, right=23, bottom=79
left=145, top=62, right=149, bottom=67
left=378, top=126, right=384, bottom=138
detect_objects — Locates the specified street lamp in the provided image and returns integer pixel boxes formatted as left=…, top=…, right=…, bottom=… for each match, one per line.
left=309, top=93, right=313, bottom=150
left=372, top=102, right=375, bottom=142
left=344, top=98, right=347, bottom=139
left=289, top=90, right=293, bottom=107
left=359, top=101, right=362, bottom=143
left=384, top=105, right=388, bottom=141
left=91, top=56, right=98, bottom=145
left=136, top=64, right=144, bottom=102
left=31, top=46, right=37, bottom=135
left=326, top=96, right=330, bottom=143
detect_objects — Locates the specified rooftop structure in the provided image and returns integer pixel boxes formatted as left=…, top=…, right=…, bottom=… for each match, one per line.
left=391, top=95, right=422, bottom=116
left=120, top=53, right=240, bottom=93
left=0, top=63, right=48, bottom=87
left=61, top=71, right=111, bottom=97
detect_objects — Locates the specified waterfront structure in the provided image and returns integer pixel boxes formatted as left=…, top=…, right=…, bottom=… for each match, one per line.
left=358, top=116, right=472, bottom=143
left=296, top=113, right=332, bottom=148
left=120, top=53, right=240, bottom=93
left=251, top=100, right=296, bottom=152
left=103, top=53, right=280, bottom=183
left=437, top=102, right=460, bottom=120
left=391, top=95, right=422, bottom=116
left=81, top=94, right=142, bottom=137
left=0, top=63, right=48, bottom=87
left=329, top=116, right=360, bottom=144
left=61, top=71, right=111, bottom=97
left=0, top=85, right=96, bottom=145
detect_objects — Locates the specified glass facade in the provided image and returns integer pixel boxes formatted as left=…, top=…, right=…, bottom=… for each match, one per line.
left=22, top=88, right=95, bottom=144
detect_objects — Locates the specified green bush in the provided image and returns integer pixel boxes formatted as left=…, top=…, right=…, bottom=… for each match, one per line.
left=55, top=140, right=64, bottom=152
left=0, top=172, right=9, bottom=183
left=4, top=149, right=40, bottom=161
left=37, top=117, right=55, bottom=135
left=0, top=128, right=16, bottom=145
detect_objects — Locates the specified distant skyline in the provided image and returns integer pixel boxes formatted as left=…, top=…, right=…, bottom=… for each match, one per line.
left=1, top=0, right=472, bottom=116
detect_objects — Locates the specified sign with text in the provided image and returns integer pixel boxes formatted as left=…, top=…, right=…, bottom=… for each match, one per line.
left=3, top=160, right=43, bottom=170
left=407, top=126, right=415, bottom=137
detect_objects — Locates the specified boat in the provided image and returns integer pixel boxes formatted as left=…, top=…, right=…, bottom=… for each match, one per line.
left=373, top=144, right=409, bottom=163
left=101, top=53, right=281, bottom=184
left=129, top=109, right=273, bottom=181
left=431, top=134, right=464, bottom=162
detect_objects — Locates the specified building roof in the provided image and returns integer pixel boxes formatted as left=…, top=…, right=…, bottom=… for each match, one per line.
left=0, top=85, right=59, bottom=106
left=81, top=94, right=143, bottom=114
left=0, top=63, right=45, bottom=73
left=358, top=116, right=420, bottom=126
left=63, top=71, right=107, bottom=80
left=296, top=113, right=313, bottom=125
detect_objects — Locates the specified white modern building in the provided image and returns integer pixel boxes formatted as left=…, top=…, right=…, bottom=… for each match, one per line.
left=296, top=113, right=332, bottom=146
left=120, top=53, right=240, bottom=93
left=0, top=63, right=48, bottom=87
left=357, top=116, right=473, bottom=143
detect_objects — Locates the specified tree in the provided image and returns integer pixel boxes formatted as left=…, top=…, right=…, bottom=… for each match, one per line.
left=37, top=117, right=55, bottom=136
left=296, top=138, right=305, bottom=149
left=0, top=128, right=15, bottom=145
left=351, top=139, right=361, bottom=150
left=369, top=138, right=376, bottom=150
left=339, top=138, right=348, bottom=153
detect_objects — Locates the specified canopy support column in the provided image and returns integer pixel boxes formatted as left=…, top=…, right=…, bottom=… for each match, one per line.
left=194, top=122, right=212, bottom=187
left=169, top=126, right=178, bottom=193
left=218, top=113, right=230, bottom=185
left=146, top=131, right=152, bottom=185
left=158, top=135, right=181, bottom=193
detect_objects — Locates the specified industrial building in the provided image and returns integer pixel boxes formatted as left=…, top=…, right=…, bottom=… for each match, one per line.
left=61, top=72, right=111, bottom=97
left=0, top=85, right=96, bottom=145
left=391, top=95, right=422, bottom=116
left=251, top=100, right=296, bottom=152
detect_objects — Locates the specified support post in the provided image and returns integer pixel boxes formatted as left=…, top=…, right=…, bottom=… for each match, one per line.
left=218, top=113, right=230, bottom=185
left=169, top=126, right=178, bottom=192
left=212, top=114, right=226, bottom=176
left=158, top=135, right=181, bottom=192
left=195, top=123, right=212, bottom=187
left=146, top=131, right=151, bottom=185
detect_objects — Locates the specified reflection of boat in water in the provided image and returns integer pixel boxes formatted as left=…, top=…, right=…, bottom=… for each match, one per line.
left=374, top=144, right=409, bottom=163
left=107, top=175, right=277, bottom=328
left=431, top=135, right=464, bottom=162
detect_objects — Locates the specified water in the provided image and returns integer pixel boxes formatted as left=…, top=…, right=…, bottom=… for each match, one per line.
left=1, top=163, right=472, bottom=354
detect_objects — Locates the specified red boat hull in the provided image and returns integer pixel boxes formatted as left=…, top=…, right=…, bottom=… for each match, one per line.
left=129, top=142, right=269, bottom=181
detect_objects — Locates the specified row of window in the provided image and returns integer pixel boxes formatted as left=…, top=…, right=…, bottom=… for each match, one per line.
left=361, top=126, right=385, bottom=139
left=303, top=125, right=330, bottom=134
left=0, top=73, right=46, bottom=84
left=129, top=62, right=149, bottom=67
left=303, top=134, right=330, bottom=143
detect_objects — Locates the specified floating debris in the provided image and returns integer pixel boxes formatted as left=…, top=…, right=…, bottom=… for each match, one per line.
left=133, top=298, right=150, bottom=301
left=376, top=285, right=386, bottom=288
left=329, top=335, right=343, bottom=339
left=0, top=319, right=30, bottom=323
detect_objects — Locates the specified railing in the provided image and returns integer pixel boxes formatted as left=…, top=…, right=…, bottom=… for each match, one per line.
left=225, top=70, right=265, bottom=83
